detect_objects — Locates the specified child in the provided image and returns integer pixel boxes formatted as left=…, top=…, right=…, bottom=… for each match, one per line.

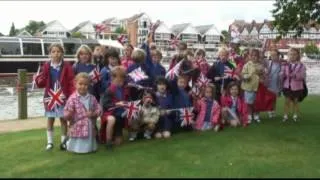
left=193, top=49, right=209, bottom=76
left=241, top=49, right=264, bottom=123
left=207, top=47, right=238, bottom=101
left=265, top=49, right=282, bottom=118
left=101, top=66, right=128, bottom=149
left=127, top=33, right=155, bottom=101
left=100, top=48, right=121, bottom=95
left=93, top=45, right=105, bottom=71
left=221, top=82, right=248, bottom=127
left=121, top=43, right=134, bottom=70
left=72, top=45, right=97, bottom=98
left=194, top=83, right=221, bottom=132
left=171, top=75, right=194, bottom=132
left=169, top=41, right=188, bottom=70
left=281, top=48, right=306, bottom=122
left=154, top=77, right=174, bottom=139
left=63, top=73, right=102, bottom=154
left=35, top=43, right=74, bottom=151
left=129, top=90, right=160, bottom=141
left=151, top=49, right=166, bottom=77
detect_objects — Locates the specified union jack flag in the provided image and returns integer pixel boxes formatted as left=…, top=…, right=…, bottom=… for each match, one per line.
left=117, top=35, right=128, bottom=45
left=95, top=23, right=106, bottom=33
left=196, top=73, right=211, bottom=88
left=165, top=60, right=183, bottom=80
left=191, top=86, right=201, bottom=97
left=89, top=67, right=100, bottom=83
left=123, top=100, right=141, bottom=122
left=170, top=36, right=180, bottom=49
left=180, top=107, right=194, bottom=127
left=224, top=65, right=236, bottom=79
left=44, top=82, right=66, bottom=111
left=128, top=67, right=148, bottom=82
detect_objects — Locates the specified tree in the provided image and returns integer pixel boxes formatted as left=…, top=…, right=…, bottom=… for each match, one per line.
left=114, top=26, right=126, bottom=34
left=0, top=32, right=3, bottom=36
left=220, top=30, right=230, bottom=43
left=303, top=42, right=320, bottom=55
left=271, top=0, right=320, bottom=39
left=9, top=22, right=17, bottom=36
left=71, top=32, right=86, bottom=39
left=24, top=20, right=46, bottom=35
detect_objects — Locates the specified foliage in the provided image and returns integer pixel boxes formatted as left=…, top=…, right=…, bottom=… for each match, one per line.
left=24, top=20, right=46, bottom=35
left=71, top=32, right=86, bottom=39
left=0, top=96, right=320, bottom=178
left=0, top=32, right=3, bottom=36
left=303, top=42, right=320, bottom=55
left=9, top=22, right=17, bottom=36
left=114, top=26, right=126, bottom=34
left=220, top=30, right=230, bottom=43
left=271, top=0, right=320, bottom=39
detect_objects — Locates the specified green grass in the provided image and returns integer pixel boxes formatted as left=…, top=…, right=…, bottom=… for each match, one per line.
left=1, top=96, right=320, bottom=178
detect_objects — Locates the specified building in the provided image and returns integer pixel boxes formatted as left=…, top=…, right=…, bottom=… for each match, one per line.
left=194, top=24, right=221, bottom=49
left=154, top=21, right=172, bottom=51
left=35, top=20, right=70, bottom=38
left=171, top=23, right=199, bottom=49
left=71, top=21, right=95, bottom=39
left=123, top=13, right=152, bottom=47
left=229, top=19, right=320, bottom=52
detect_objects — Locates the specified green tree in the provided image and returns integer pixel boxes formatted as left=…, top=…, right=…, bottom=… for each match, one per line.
left=0, top=32, right=3, bottom=36
left=24, top=20, right=46, bottom=35
left=71, top=32, right=86, bottom=39
left=303, top=42, right=320, bottom=55
left=9, top=22, right=17, bottom=36
left=114, top=26, right=126, bottom=34
left=220, top=30, right=230, bottom=43
left=271, top=0, right=320, bottom=39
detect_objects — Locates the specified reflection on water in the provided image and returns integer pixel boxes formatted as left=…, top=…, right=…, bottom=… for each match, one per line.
left=0, top=64, right=319, bottom=121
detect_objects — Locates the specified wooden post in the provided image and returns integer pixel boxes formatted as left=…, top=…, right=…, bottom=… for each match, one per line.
left=17, top=69, right=27, bottom=119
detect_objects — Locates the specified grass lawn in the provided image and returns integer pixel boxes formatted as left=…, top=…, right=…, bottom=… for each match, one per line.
left=0, top=96, right=320, bottom=178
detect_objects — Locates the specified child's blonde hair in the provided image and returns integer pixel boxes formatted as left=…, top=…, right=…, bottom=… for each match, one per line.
left=48, top=43, right=65, bottom=54
left=75, top=72, right=90, bottom=83
left=111, top=66, right=126, bottom=80
left=75, top=45, right=93, bottom=63
left=218, top=47, right=229, bottom=56
left=131, top=49, right=146, bottom=63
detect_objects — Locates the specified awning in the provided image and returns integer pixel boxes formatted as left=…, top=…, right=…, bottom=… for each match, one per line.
left=98, top=39, right=124, bottom=49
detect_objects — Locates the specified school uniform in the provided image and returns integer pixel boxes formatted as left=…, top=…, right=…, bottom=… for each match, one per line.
left=155, top=92, right=174, bottom=133
left=194, top=97, right=221, bottom=131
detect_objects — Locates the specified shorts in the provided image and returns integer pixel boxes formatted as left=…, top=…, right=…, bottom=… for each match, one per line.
left=283, top=88, right=304, bottom=101
left=244, top=91, right=256, bottom=104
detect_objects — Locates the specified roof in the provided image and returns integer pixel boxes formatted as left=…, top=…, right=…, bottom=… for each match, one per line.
left=37, top=20, right=69, bottom=33
left=102, top=17, right=116, bottom=24
left=194, top=25, right=213, bottom=35
left=127, top=13, right=145, bottom=22
left=17, top=29, right=32, bottom=37
left=171, top=23, right=190, bottom=35
left=71, top=21, right=91, bottom=33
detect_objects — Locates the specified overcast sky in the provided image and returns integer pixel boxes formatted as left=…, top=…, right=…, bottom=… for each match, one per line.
left=0, top=1, right=275, bottom=35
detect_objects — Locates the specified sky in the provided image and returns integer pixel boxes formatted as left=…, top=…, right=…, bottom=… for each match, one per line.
left=0, top=1, right=275, bottom=35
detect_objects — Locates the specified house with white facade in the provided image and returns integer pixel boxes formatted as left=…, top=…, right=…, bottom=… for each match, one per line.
left=35, top=20, right=70, bottom=38
left=194, top=24, right=221, bottom=49
left=171, top=23, right=199, bottom=49
left=154, top=21, right=172, bottom=51
left=71, top=21, right=95, bottom=39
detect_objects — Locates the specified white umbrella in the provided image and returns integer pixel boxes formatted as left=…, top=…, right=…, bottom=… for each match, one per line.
left=98, top=39, right=124, bottom=49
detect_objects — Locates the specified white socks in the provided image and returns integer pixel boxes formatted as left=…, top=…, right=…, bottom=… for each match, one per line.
left=47, top=130, right=67, bottom=144
left=47, top=130, right=54, bottom=144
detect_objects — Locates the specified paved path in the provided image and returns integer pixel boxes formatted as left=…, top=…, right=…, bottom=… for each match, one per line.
left=0, top=117, right=61, bottom=134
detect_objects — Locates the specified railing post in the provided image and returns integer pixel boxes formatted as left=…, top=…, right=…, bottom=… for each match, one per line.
left=17, top=69, right=27, bottom=119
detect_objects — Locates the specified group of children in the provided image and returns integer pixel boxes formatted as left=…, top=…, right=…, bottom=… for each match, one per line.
left=34, top=33, right=307, bottom=154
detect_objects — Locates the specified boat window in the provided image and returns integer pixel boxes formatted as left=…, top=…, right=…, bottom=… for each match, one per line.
left=43, top=38, right=62, bottom=55
left=62, top=38, right=81, bottom=56
left=21, top=38, right=42, bottom=55
left=0, top=38, right=21, bottom=55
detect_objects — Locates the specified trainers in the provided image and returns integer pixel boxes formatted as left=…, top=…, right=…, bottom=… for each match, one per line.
left=46, top=143, right=54, bottom=151
left=248, top=115, right=252, bottom=124
left=214, top=125, right=220, bottom=132
left=144, top=132, right=152, bottom=140
left=105, top=141, right=113, bottom=151
left=254, top=114, right=261, bottom=123
left=60, top=143, right=67, bottom=151
left=268, top=111, right=275, bottom=119
left=129, top=132, right=137, bottom=142
left=293, top=114, right=298, bottom=122
left=282, top=115, right=288, bottom=122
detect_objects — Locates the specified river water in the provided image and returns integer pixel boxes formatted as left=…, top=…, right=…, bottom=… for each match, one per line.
left=0, top=63, right=319, bottom=121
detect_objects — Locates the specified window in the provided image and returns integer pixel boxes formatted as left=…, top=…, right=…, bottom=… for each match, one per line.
left=22, top=42, right=42, bottom=55
left=64, top=43, right=81, bottom=55
left=143, top=21, right=147, bottom=28
left=0, top=41, right=21, bottom=55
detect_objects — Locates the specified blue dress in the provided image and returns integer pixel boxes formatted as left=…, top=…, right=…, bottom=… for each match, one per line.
left=45, top=64, right=64, bottom=118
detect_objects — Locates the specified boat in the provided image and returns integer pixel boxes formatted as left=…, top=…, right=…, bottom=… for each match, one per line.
left=0, top=36, right=124, bottom=75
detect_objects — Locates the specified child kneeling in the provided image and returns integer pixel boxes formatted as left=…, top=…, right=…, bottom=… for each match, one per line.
left=64, top=73, right=102, bottom=154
